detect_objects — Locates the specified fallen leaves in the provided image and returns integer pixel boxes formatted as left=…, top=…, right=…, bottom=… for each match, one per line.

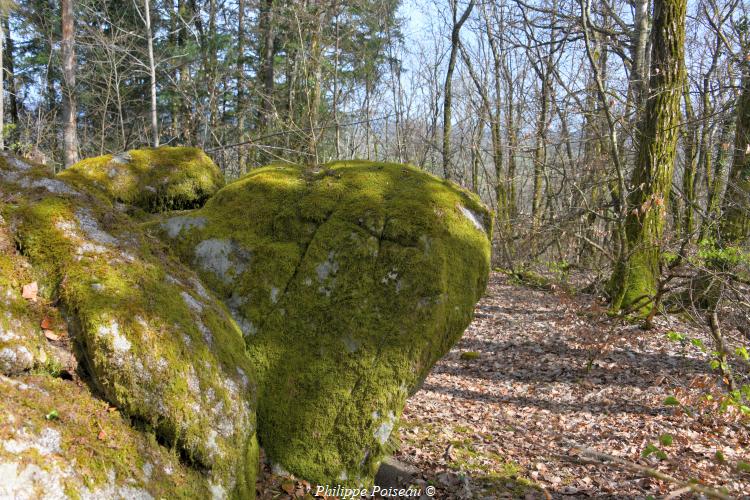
left=255, top=273, right=750, bottom=499
left=40, top=316, right=52, bottom=330
left=44, top=330, right=60, bottom=342
left=392, top=273, right=750, bottom=498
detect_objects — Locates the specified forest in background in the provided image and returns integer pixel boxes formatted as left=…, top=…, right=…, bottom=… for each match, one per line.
left=0, top=0, right=749, bottom=404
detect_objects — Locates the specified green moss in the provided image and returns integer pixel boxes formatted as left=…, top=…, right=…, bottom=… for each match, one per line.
left=2, top=155, right=258, bottom=498
left=609, top=248, right=659, bottom=315
left=459, top=351, right=480, bottom=361
left=0, top=210, right=64, bottom=376
left=58, top=146, right=224, bottom=213
left=0, top=374, right=211, bottom=496
left=156, top=160, right=492, bottom=487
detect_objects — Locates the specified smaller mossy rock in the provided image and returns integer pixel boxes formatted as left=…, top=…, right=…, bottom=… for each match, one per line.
left=0, top=155, right=258, bottom=498
left=157, top=160, right=492, bottom=487
left=0, top=374, right=213, bottom=498
left=58, top=146, right=224, bottom=212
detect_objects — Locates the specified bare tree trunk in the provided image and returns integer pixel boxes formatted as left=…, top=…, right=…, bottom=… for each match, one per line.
left=532, top=74, right=550, bottom=226
left=3, top=16, right=16, bottom=127
left=306, top=13, right=323, bottom=164
left=236, top=0, right=247, bottom=170
left=332, top=1, right=341, bottom=158
left=258, top=0, right=275, bottom=133
left=629, top=0, right=652, bottom=123
left=442, top=0, right=475, bottom=180
left=506, top=73, right=518, bottom=217
left=0, top=14, right=4, bottom=151
left=61, top=0, right=79, bottom=167
left=144, top=0, right=159, bottom=147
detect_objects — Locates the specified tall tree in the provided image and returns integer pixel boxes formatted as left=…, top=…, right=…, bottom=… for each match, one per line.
left=236, top=0, right=247, bottom=170
left=610, top=0, right=687, bottom=312
left=257, top=0, right=276, bottom=133
left=719, top=64, right=750, bottom=245
left=138, top=0, right=159, bottom=147
left=442, top=0, right=474, bottom=180
left=61, top=0, right=78, bottom=167
left=4, top=15, right=18, bottom=127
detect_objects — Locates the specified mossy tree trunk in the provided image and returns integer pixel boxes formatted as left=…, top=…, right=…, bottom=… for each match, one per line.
left=707, top=115, right=734, bottom=221
left=681, top=80, right=698, bottom=239
left=610, top=0, right=686, bottom=313
left=693, top=64, right=750, bottom=387
left=719, top=68, right=750, bottom=244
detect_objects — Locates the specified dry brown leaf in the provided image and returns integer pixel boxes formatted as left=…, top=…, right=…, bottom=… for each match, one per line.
left=22, top=282, right=38, bottom=300
left=43, top=330, right=60, bottom=341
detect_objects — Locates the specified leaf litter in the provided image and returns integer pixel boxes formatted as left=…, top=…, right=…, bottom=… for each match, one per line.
left=256, top=272, right=750, bottom=498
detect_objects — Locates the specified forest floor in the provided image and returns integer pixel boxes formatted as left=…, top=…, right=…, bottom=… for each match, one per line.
left=258, top=272, right=750, bottom=499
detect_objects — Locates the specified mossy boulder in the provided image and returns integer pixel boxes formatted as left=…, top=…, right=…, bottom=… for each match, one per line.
left=157, top=160, right=492, bottom=486
left=0, top=154, right=258, bottom=498
left=0, top=374, right=212, bottom=498
left=58, top=146, right=224, bottom=212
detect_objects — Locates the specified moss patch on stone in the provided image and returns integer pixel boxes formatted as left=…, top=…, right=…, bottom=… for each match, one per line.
left=157, top=160, right=492, bottom=487
left=0, top=202, right=72, bottom=377
left=1, top=154, right=258, bottom=498
left=59, top=146, right=224, bottom=213
left=0, top=374, right=213, bottom=498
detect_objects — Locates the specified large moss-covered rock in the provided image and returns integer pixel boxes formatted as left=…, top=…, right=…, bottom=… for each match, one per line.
left=158, top=160, right=492, bottom=486
left=0, top=374, right=212, bottom=498
left=0, top=154, right=258, bottom=498
left=58, top=146, right=224, bottom=212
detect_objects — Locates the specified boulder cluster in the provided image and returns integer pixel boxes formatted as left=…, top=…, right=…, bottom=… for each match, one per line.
left=0, top=147, right=491, bottom=498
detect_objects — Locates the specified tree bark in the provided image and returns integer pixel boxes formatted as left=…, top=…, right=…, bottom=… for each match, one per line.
left=144, top=0, right=158, bottom=147
left=61, top=0, right=79, bottom=167
left=680, top=81, right=697, bottom=238
left=610, top=0, right=687, bottom=313
left=3, top=16, right=17, bottom=126
left=442, top=0, right=475, bottom=180
left=236, top=0, right=247, bottom=171
left=719, top=68, right=750, bottom=244
left=0, top=14, right=4, bottom=151
left=258, top=0, right=275, bottom=132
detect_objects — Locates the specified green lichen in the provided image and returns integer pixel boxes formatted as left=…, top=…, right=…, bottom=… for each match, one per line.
left=1, top=154, right=258, bottom=498
left=156, top=160, right=492, bottom=486
left=58, top=146, right=224, bottom=213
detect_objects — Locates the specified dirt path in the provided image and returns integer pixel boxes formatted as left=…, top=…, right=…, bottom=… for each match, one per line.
left=395, top=273, right=750, bottom=499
